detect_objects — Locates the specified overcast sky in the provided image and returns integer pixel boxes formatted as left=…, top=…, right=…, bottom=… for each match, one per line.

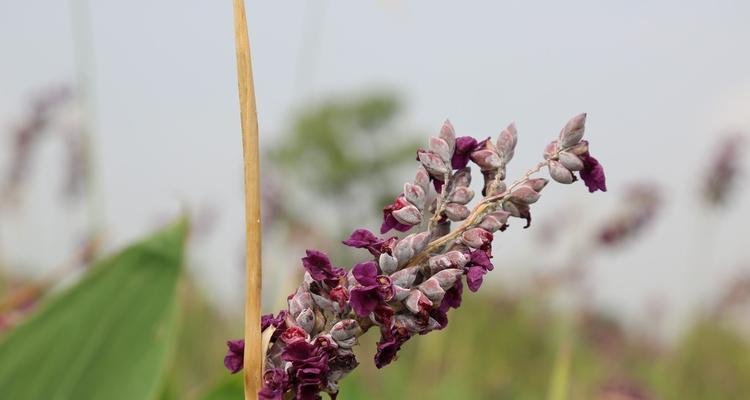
left=1, top=1, right=749, bottom=331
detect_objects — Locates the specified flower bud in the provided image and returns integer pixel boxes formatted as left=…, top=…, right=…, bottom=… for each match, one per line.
left=379, top=252, right=398, bottom=274
left=409, top=231, right=431, bottom=255
left=314, top=335, right=337, bottom=351
left=485, top=179, right=507, bottom=197
left=502, top=201, right=521, bottom=218
left=289, top=288, right=314, bottom=318
left=392, top=205, right=422, bottom=225
left=439, top=119, right=456, bottom=155
left=510, top=185, right=541, bottom=205
left=444, top=203, right=470, bottom=221
left=414, top=166, right=430, bottom=193
left=418, top=149, right=450, bottom=177
left=295, top=308, right=315, bottom=333
left=428, top=251, right=468, bottom=274
left=559, top=113, right=586, bottom=148
left=567, top=140, right=589, bottom=156
left=448, top=187, right=474, bottom=205
left=558, top=151, right=584, bottom=171
left=453, top=167, right=472, bottom=187
left=390, top=266, right=419, bottom=288
left=405, top=289, right=433, bottom=314
left=496, top=122, right=518, bottom=163
left=526, top=178, right=549, bottom=192
left=392, top=285, right=410, bottom=301
left=543, top=140, right=558, bottom=159
left=549, top=160, right=575, bottom=184
left=434, top=220, right=451, bottom=237
left=313, top=308, right=326, bottom=333
left=429, top=136, right=452, bottom=164
left=331, top=320, right=359, bottom=349
left=280, top=325, right=309, bottom=344
left=478, top=211, right=511, bottom=232
left=417, top=277, right=446, bottom=303
left=431, top=268, right=464, bottom=290
left=470, top=149, right=503, bottom=171
left=461, top=227, right=493, bottom=249
left=312, top=293, right=338, bottom=314
left=394, top=313, right=426, bottom=334
left=392, top=237, right=414, bottom=267
left=403, top=182, right=426, bottom=210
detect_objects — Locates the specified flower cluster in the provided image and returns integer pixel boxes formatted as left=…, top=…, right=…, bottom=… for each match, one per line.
left=224, top=113, right=606, bottom=399
left=702, top=134, right=744, bottom=207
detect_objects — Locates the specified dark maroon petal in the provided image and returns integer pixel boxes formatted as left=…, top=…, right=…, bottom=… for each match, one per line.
left=302, top=250, right=333, bottom=281
left=381, top=196, right=415, bottom=234
left=296, top=367, right=324, bottom=384
left=432, top=178, right=445, bottom=193
left=466, top=266, right=486, bottom=292
left=580, top=153, right=607, bottom=193
left=282, top=340, right=316, bottom=362
left=296, top=383, right=323, bottom=400
left=373, top=304, right=395, bottom=328
left=380, top=214, right=413, bottom=234
left=349, top=286, right=381, bottom=316
left=430, top=308, right=449, bottom=329
left=352, top=261, right=379, bottom=286
left=261, top=314, right=275, bottom=331
left=342, top=229, right=379, bottom=248
left=439, top=279, right=463, bottom=312
left=258, top=369, right=289, bottom=400
left=470, top=250, right=494, bottom=272
left=302, top=250, right=346, bottom=286
left=224, top=339, right=245, bottom=374
left=452, top=136, right=479, bottom=169
left=343, top=229, right=398, bottom=257
left=227, top=339, right=244, bottom=353
left=374, top=328, right=411, bottom=368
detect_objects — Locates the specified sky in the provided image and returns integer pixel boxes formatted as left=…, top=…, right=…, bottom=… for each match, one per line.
left=1, top=0, right=749, bottom=332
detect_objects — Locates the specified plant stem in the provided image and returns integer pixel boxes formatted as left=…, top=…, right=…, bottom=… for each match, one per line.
left=406, top=161, right=549, bottom=268
left=232, top=1, right=263, bottom=398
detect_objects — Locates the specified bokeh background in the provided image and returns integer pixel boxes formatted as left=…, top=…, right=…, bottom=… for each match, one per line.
left=2, top=1, right=750, bottom=399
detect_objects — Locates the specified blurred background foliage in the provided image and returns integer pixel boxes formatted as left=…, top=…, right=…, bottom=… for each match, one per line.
left=1, top=90, right=750, bottom=400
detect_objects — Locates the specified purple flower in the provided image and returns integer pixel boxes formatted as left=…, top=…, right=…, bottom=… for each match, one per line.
left=342, top=229, right=397, bottom=257
left=349, top=261, right=394, bottom=316
left=223, top=339, right=244, bottom=374
left=374, top=327, right=411, bottom=368
left=261, top=311, right=288, bottom=331
left=258, top=369, right=289, bottom=400
left=380, top=195, right=415, bottom=234
left=579, top=146, right=607, bottom=193
left=465, top=250, right=495, bottom=292
left=452, top=136, right=479, bottom=169
left=440, top=279, right=463, bottom=312
left=282, top=341, right=331, bottom=400
left=302, top=250, right=346, bottom=287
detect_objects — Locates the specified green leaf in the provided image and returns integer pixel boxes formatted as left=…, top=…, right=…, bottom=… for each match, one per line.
left=0, top=219, right=188, bottom=400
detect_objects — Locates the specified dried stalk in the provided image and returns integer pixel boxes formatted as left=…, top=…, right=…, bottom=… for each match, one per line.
left=232, top=0, right=263, bottom=398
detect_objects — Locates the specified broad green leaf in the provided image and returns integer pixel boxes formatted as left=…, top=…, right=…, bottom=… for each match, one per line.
left=0, top=219, right=188, bottom=400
